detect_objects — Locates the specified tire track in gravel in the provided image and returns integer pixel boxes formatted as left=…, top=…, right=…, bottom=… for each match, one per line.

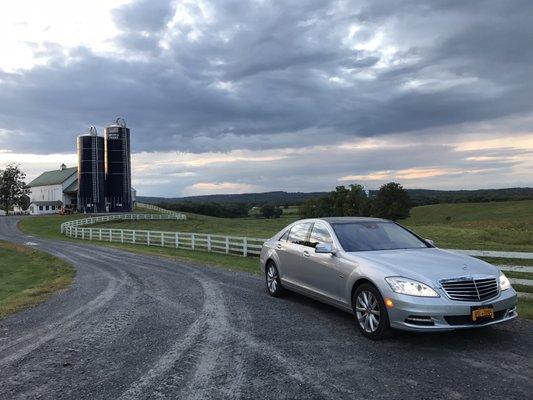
left=118, top=273, right=217, bottom=399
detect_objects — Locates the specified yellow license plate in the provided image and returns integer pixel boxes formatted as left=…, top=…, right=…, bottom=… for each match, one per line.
left=472, top=308, right=494, bottom=321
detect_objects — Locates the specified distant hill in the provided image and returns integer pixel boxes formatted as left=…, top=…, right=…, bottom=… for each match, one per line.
left=404, top=187, right=533, bottom=206
left=138, top=187, right=533, bottom=207
left=138, top=191, right=328, bottom=206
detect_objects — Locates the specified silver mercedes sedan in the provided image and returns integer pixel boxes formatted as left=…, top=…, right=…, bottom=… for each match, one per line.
left=260, top=217, right=518, bottom=339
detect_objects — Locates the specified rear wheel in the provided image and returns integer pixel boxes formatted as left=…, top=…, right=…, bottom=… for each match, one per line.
left=352, top=283, right=393, bottom=340
left=265, top=262, right=285, bottom=297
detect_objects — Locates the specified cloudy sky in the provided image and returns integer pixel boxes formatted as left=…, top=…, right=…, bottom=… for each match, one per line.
left=0, top=0, right=532, bottom=197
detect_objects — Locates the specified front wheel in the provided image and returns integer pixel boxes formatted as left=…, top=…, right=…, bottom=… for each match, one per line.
left=265, top=262, right=285, bottom=297
left=352, top=283, right=393, bottom=340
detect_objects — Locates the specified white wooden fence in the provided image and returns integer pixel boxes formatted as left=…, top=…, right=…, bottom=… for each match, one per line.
left=60, top=213, right=264, bottom=257
left=136, top=202, right=186, bottom=218
left=60, top=213, right=184, bottom=233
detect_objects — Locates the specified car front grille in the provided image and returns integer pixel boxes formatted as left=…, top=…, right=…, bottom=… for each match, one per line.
left=440, top=276, right=499, bottom=301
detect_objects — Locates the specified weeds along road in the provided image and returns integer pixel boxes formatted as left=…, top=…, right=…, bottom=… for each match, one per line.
left=1, top=216, right=532, bottom=400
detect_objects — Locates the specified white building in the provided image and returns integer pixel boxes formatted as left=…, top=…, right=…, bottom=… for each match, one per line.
left=27, top=164, right=137, bottom=215
left=27, top=164, right=77, bottom=215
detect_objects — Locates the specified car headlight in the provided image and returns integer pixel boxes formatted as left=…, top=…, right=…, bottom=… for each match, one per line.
left=385, top=277, right=440, bottom=297
left=499, top=272, right=511, bottom=291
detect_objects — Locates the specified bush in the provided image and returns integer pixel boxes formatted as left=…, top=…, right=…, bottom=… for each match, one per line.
left=371, top=182, right=411, bottom=220
left=261, top=204, right=282, bottom=219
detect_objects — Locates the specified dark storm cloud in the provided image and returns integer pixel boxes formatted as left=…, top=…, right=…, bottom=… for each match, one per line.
left=112, top=0, right=175, bottom=32
left=1, top=0, right=533, bottom=155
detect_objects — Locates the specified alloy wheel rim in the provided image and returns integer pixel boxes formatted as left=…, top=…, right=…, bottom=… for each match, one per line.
left=355, top=291, right=381, bottom=333
left=267, top=265, right=278, bottom=293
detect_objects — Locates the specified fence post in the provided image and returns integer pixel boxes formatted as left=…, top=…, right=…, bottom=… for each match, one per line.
left=175, top=232, right=179, bottom=248
left=161, top=232, right=164, bottom=247
left=207, top=234, right=211, bottom=252
left=121, top=230, right=124, bottom=244
left=191, top=234, right=195, bottom=250
left=109, top=229, right=112, bottom=242
left=90, top=229, right=92, bottom=241
left=132, top=230, right=136, bottom=244
left=225, top=237, right=229, bottom=254
left=243, top=237, right=248, bottom=257
left=147, top=231, right=151, bottom=246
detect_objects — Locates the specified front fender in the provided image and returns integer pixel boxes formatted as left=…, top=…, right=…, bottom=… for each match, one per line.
left=342, top=261, right=391, bottom=304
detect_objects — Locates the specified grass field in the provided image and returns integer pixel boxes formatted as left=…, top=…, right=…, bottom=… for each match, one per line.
left=82, top=200, right=533, bottom=252
left=401, top=200, right=533, bottom=251
left=0, top=241, right=75, bottom=319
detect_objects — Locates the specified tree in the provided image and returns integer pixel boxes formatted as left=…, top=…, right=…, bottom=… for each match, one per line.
left=0, top=164, right=30, bottom=213
left=260, top=204, right=282, bottom=219
left=371, top=182, right=411, bottom=220
left=345, top=184, right=370, bottom=216
left=330, top=185, right=350, bottom=216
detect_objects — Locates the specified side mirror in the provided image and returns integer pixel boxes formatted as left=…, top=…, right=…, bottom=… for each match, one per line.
left=315, top=243, right=336, bottom=255
left=425, top=239, right=435, bottom=246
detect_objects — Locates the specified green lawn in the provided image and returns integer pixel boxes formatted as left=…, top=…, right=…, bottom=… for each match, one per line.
left=0, top=241, right=75, bottom=319
left=518, top=298, right=533, bottom=319
left=399, top=200, right=533, bottom=251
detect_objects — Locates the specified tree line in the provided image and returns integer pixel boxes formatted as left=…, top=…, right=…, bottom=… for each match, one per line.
left=300, top=182, right=411, bottom=220
left=157, top=201, right=250, bottom=218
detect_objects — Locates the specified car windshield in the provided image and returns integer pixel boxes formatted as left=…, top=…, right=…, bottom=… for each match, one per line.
left=331, top=221, right=429, bottom=252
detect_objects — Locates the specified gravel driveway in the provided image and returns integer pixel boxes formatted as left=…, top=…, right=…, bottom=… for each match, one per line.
left=0, top=216, right=532, bottom=399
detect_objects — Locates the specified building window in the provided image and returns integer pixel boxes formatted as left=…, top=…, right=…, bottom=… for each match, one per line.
left=39, top=206, right=43, bottom=211
left=45, top=205, right=49, bottom=211
left=51, top=205, right=55, bottom=210
left=30, top=207, right=34, bottom=213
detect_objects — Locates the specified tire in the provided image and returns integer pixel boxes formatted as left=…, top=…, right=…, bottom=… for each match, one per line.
left=265, top=261, right=285, bottom=297
left=352, top=283, right=393, bottom=340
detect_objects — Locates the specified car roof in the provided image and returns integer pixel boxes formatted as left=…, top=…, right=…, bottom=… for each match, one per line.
left=318, top=217, right=389, bottom=224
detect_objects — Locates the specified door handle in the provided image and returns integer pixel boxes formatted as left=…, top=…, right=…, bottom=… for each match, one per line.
left=276, top=243, right=283, bottom=250
left=303, top=250, right=310, bottom=257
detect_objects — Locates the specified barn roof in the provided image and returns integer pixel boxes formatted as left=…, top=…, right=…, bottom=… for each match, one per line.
left=27, top=167, right=77, bottom=187
left=63, top=180, right=78, bottom=194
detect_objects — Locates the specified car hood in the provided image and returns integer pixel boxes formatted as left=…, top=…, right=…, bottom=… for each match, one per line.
left=344, top=248, right=500, bottom=285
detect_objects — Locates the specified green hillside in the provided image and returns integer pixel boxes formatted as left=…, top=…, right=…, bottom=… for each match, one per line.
left=88, top=200, right=533, bottom=251
left=399, top=200, right=533, bottom=251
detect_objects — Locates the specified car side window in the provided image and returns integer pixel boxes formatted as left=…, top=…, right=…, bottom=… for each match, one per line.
left=279, top=229, right=290, bottom=241
left=309, top=223, right=333, bottom=248
left=288, top=223, right=312, bottom=246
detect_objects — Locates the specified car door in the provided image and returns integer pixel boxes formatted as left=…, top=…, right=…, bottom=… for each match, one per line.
left=277, top=222, right=312, bottom=286
left=300, top=222, right=344, bottom=302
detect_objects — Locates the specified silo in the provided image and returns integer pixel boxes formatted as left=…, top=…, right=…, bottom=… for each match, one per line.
left=77, top=126, right=106, bottom=213
left=104, top=117, right=132, bottom=212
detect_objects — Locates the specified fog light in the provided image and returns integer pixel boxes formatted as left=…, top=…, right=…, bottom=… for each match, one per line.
left=384, top=298, right=394, bottom=308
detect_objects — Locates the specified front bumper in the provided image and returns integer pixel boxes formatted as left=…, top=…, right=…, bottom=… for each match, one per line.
left=386, top=288, right=518, bottom=332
